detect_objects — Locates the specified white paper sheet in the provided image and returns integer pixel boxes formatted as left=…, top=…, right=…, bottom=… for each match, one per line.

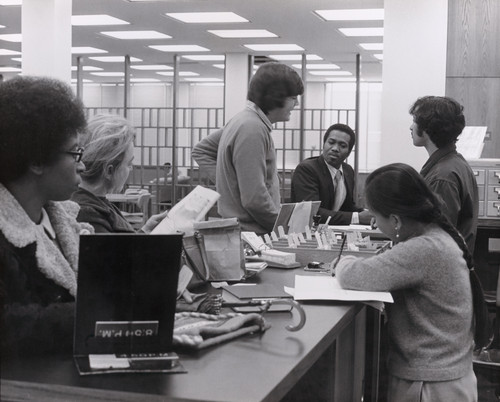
left=89, top=354, right=130, bottom=369
left=151, top=185, right=220, bottom=235
left=293, top=275, right=393, bottom=303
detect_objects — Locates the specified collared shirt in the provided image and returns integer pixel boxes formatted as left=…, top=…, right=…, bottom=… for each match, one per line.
left=246, top=100, right=273, bottom=131
left=324, top=161, right=359, bottom=224
left=39, top=208, right=56, bottom=240
left=325, top=162, right=347, bottom=210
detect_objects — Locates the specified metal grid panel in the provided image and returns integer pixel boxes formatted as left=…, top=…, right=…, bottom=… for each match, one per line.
left=84, top=106, right=355, bottom=212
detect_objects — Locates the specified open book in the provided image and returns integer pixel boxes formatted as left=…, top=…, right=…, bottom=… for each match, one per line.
left=151, top=185, right=220, bottom=236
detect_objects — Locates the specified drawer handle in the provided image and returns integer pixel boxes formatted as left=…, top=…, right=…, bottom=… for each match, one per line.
left=473, top=171, right=479, bottom=176
left=494, top=202, right=500, bottom=213
left=495, top=172, right=500, bottom=180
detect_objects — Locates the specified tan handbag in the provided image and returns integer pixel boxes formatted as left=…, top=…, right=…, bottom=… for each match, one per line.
left=192, top=218, right=246, bottom=281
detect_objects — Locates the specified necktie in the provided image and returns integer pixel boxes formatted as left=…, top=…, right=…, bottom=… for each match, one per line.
left=333, top=170, right=346, bottom=210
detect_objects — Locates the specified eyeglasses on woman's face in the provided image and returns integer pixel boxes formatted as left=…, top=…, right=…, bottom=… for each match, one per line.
left=65, top=147, right=85, bottom=163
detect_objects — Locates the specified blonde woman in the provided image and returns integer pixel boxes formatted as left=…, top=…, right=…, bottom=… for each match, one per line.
left=71, top=114, right=165, bottom=233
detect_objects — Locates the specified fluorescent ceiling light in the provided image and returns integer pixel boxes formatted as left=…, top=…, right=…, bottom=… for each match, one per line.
left=183, top=55, right=225, bottom=61
left=157, top=71, right=199, bottom=76
left=326, top=77, right=357, bottom=82
left=309, top=71, right=352, bottom=76
left=130, top=78, right=160, bottom=82
left=132, top=83, right=172, bottom=87
left=208, top=29, right=277, bottom=38
left=244, top=44, right=304, bottom=51
left=0, top=48, right=20, bottom=55
left=11, top=57, right=22, bottom=62
left=0, top=0, right=21, bottom=5
left=72, top=47, right=108, bottom=54
left=292, top=63, right=339, bottom=70
left=72, top=15, right=129, bottom=26
left=213, top=64, right=225, bottom=69
left=374, top=54, right=383, bottom=60
left=184, top=78, right=223, bottom=82
left=0, top=24, right=4, bottom=28
left=314, top=9, right=384, bottom=21
left=131, top=64, right=173, bottom=70
left=100, top=30, right=171, bottom=40
left=90, top=72, right=125, bottom=77
left=88, top=56, right=141, bottom=62
left=0, top=33, right=21, bottom=42
left=150, top=45, right=209, bottom=52
left=338, top=28, right=384, bottom=37
left=269, top=54, right=322, bottom=61
left=359, top=43, right=384, bottom=50
left=166, top=12, right=248, bottom=24
left=0, top=66, right=21, bottom=72
left=71, top=78, right=93, bottom=83
left=71, top=66, right=103, bottom=71
left=191, top=83, right=225, bottom=87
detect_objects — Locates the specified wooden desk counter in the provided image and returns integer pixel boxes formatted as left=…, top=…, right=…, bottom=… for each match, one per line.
left=1, top=268, right=379, bottom=402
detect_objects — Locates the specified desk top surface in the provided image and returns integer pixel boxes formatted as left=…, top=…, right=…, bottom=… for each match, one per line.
left=106, top=193, right=143, bottom=202
left=1, top=268, right=363, bottom=402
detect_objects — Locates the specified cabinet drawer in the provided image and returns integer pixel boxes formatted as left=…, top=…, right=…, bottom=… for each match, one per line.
left=487, top=170, right=500, bottom=185
left=486, top=201, right=500, bottom=218
left=487, top=186, right=500, bottom=201
left=473, top=169, right=486, bottom=185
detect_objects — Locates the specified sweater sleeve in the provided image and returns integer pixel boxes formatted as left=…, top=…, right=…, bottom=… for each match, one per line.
left=192, top=129, right=222, bottom=184
left=336, top=240, right=426, bottom=292
left=231, top=125, right=278, bottom=232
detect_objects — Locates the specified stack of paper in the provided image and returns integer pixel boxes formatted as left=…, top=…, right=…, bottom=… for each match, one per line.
left=293, top=275, right=393, bottom=303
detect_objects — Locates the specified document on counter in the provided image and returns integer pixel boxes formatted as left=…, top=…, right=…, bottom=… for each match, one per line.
left=151, top=185, right=220, bottom=236
left=293, top=275, right=393, bottom=303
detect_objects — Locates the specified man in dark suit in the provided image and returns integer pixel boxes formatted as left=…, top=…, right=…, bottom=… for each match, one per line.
left=291, top=123, right=373, bottom=225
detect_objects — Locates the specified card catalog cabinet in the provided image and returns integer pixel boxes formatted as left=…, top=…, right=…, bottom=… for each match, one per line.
left=469, top=159, right=500, bottom=219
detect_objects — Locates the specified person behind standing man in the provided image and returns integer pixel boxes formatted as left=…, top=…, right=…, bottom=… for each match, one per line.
left=409, top=96, right=478, bottom=252
left=0, top=76, right=93, bottom=358
left=71, top=114, right=167, bottom=233
left=216, top=62, right=304, bottom=234
left=191, top=128, right=222, bottom=185
left=336, top=163, right=490, bottom=402
left=290, top=123, right=373, bottom=225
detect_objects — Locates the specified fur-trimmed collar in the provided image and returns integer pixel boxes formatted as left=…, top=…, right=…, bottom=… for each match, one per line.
left=0, top=183, right=94, bottom=296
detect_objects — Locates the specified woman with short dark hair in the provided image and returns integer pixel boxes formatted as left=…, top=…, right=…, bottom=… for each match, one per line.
left=0, top=76, right=93, bottom=357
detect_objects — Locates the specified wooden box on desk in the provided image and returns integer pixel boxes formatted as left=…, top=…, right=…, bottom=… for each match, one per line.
left=271, top=239, right=391, bottom=265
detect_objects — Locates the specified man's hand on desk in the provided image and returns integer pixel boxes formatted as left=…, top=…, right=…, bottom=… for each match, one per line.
left=358, top=210, right=374, bottom=225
